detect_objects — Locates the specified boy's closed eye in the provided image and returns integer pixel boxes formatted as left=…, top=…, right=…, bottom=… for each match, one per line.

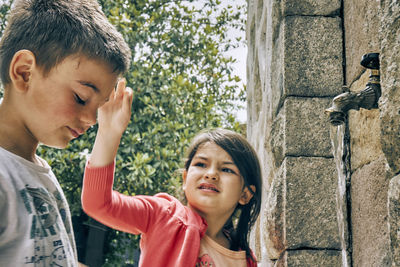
left=74, top=93, right=87, bottom=105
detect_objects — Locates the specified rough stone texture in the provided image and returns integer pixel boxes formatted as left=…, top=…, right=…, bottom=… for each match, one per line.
left=265, top=156, right=340, bottom=260
left=284, top=97, right=332, bottom=157
left=282, top=0, right=341, bottom=16
left=275, top=250, right=343, bottom=267
left=270, top=97, right=333, bottom=169
left=344, top=0, right=380, bottom=84
left=246, top=0, right=344, bottom=264
left=247, top=0, right=399, bottom=265
left=348, top=71, right=384, bottom=171
left=285, top=157, right=340, bottom=249
left=246, top=2, right=280, bottom=264
left=264, top=163, right=286, bottom=260
left=379, top=0, right=400, bottom=174
left=283, top=16, right=343, bottom=97
left=351, top=155, right=392, bottom=267
left=388, top=174, right=400, bottom=266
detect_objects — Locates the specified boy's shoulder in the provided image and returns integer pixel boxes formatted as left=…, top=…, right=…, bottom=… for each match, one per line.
left=0, top=146, right=50, bottom=171
left=0, top=146, right=59, bottom=193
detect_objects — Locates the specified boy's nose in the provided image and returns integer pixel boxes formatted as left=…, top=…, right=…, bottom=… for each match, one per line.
left=81, top=107, right=97, bottom=126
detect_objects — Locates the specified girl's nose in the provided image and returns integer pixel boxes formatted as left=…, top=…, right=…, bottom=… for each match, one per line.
left=205, top=168, right=218, bottom=180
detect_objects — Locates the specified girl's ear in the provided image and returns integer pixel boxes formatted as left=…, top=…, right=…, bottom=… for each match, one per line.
left=239, top=185, right=255, bottom=205
left=182, top=170, right=187, bottom=191
left=9, top=50, right=36, bottom=92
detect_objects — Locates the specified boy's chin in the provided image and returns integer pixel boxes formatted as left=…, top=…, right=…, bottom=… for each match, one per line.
left=39, top=140, right=70, bottom=150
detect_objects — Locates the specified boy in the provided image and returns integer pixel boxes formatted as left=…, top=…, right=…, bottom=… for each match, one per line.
left=0, top=0, right=131, bottom=266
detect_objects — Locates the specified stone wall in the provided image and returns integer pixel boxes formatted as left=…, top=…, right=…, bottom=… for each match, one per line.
left=246, top=0, right=400, bottom=266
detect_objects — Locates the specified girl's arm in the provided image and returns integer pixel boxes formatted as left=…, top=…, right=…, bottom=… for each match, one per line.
left=81, top=80, right=174, bottom=235
left=82, top=79, right=145, bottom=233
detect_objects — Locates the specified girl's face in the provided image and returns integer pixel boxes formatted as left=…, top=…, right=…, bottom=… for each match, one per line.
left=183, top=142, right=253, bottom=219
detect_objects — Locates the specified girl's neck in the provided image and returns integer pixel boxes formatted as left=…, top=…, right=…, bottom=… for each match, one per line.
left=203, top=215, right=231, bottom=249
left=186, top=204, right=233, bottom=249
left=206, top=229, right=231, bottom=249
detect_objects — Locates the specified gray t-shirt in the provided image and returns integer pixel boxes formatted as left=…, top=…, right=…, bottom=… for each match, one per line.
left=0, top=146, right=77, bottom=266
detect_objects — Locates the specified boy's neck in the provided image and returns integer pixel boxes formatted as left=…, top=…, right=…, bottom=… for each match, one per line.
left=0, top=102, right=38, bottom=163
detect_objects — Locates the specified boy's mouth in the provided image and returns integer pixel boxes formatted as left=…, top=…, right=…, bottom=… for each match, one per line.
left=67, top=127, right=83, bottom=138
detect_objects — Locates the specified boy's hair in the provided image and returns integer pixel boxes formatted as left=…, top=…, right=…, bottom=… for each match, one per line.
left=184, top=128, right=262, bottom=261
left=0, top=0, right=131, bottom=86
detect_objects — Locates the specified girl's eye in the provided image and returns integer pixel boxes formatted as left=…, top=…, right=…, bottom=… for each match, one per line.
left=194, top=162, right=206, bottom=168
left=75, top=94, right=86, bottom=105
left=222, top=168, right=236, bottom=174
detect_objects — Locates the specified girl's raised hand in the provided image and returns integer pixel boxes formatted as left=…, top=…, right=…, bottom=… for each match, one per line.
left=89, top=79, right=133, bottom=167
left=97, top=79, right=133, bottom=137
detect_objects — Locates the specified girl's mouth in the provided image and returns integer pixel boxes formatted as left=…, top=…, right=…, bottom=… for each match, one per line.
left=199, top=183, right=220, bottom=192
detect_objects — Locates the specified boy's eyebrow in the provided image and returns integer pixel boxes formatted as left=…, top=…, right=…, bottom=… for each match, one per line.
left=79, top=81, right=99, bottom=93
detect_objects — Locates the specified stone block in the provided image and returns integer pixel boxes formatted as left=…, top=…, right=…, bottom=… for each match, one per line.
left=344, top=0, right=380, bottom=84
left=283, top=16, right=343, bottom=97
left=379, top=0, right=400, bottom=174
left=270, top=97, right=332, bottom=166
left=348, top=71, right=384, bottom=171
left=285, top=157, right=340, bottom=249
left=282, top=0, right=341, bottom=16
left=351, top=155, right=392, bottom=267
left=388, top=174, right=400, bottom=266
left=285, top=97, right=332, bottom=157
left=275, top=249, right=342, bottom=267
left=265, top=157, right=340, bottom=259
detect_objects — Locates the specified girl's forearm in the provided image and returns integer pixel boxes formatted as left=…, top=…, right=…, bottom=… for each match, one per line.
left=89, top=130, right=122, bottom=167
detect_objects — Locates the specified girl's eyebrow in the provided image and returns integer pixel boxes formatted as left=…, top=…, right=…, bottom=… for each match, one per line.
left=194, top=155, right=235, bottom=165
left=193, top=155, right=207, bottom=160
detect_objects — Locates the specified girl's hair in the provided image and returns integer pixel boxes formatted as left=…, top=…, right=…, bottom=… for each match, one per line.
left=184, top=128, right=262, bottom=261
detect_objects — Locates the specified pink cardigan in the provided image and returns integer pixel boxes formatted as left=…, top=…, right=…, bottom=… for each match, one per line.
left=81, top=162, right=257, bottom=267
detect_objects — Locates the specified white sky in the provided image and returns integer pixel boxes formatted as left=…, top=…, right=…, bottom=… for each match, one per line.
left=219, top=0, right=247, bottom=123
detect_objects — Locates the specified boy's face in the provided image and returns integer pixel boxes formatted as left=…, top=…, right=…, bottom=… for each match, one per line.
left=21, top=54, right=119, bottom=148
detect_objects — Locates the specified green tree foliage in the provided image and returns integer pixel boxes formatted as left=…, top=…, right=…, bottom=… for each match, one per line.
left=0, top=0, right=246, bottom=265
left=0, top=0, right=12, bottom=98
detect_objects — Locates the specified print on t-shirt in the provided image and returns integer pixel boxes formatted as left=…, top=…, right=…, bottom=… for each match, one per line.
left=196, top=254, right=216, bottom=267
left=19, top=184, right=72, bottom=265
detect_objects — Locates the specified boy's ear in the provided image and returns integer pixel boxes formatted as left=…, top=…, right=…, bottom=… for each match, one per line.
left=239, top=185, right=255, bottom=205
left=9, top=50, right=36, bottom=92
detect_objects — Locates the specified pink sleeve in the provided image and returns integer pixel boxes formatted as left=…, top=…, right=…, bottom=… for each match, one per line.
left=81, top=161, right=163, bottom=235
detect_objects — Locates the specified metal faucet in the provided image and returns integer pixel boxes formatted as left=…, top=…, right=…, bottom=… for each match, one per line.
left=325, top=53, right=381, bottom=126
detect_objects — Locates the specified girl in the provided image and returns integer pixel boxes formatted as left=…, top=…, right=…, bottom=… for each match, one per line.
left=81, top=81, right=262, bottom=266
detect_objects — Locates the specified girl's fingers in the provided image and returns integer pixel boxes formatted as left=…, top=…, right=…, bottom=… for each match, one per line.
left=123, top=87, right=133, bottom=114
left=115, top=78, right=126, bottom=99
left=107, top=86, right=116, bottom=102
